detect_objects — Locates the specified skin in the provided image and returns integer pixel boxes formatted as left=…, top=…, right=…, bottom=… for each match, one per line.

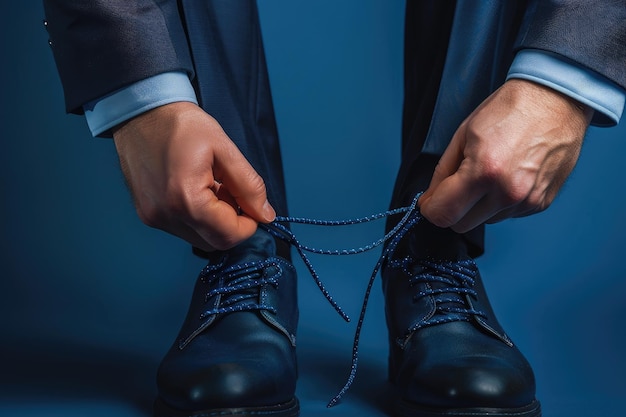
left=113, top=79, right=592, bottom=250
left=113, top=102, right=276, bottom=252
left=419, top=79, right=593, bottom=233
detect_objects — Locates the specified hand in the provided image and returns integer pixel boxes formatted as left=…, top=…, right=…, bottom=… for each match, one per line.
left=112, top=102, right=276, bottom=251
left=418, top=79, right=593, bottom=233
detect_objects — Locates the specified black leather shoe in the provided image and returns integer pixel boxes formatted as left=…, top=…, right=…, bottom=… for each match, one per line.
left=154, top=229, right=299, bottom=417
left=382, top=222, right=541, bottom=417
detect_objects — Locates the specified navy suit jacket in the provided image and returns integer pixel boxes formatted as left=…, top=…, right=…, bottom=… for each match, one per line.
left=43, top=0, right=626, bottom=114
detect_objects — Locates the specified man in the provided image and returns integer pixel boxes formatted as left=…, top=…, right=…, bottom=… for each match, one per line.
left=42, top=1, right=625, bottom=416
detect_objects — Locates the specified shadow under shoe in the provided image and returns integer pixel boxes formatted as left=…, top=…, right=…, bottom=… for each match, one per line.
left=382, top=222, right=540, bottom=417
left=155, top=229, right=299, bottom=417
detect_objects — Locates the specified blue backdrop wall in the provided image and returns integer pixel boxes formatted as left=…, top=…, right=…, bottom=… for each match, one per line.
left=1, top=2, right=624, bottom=416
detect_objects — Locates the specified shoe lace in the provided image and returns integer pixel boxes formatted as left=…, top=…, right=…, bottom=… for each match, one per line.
left=387, top=256, right=486, bottom=345
left=259, top=193, right=490, bottom=407
left=259, top=193, right=431, bottom=407
left=199, top=257, right=285, bottom=318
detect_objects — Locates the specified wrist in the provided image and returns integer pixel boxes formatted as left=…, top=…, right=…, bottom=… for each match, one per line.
left=504, top=79, right=593, bottom=126
left=112, top=101, right=201, bottom=140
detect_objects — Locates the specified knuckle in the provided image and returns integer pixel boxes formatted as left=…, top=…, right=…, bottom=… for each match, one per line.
left=501, top=181, right=531, bottom=206
left=524, top=193, right=542, bottom=211
left=135, top=182, right=192, bottom=228
left=136, top=202, right=161, bottom=228
left=247, top=172, right=267, bottom=197
left=164, top=179, right=194, bottom=215
left=464, top=121, right=483, bottom=142
left=526, top=191, right=551, bottom=213
left=478, top=154, right=507, bottom=184
left=432, top=161, right=448, bottom=179
left=478, top=158, right=534, bottom=207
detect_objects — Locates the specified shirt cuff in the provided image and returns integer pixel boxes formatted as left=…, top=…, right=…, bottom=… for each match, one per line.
left=507, top=49, right=625, bottom=127
left=83, top=71, right=198, bottom=137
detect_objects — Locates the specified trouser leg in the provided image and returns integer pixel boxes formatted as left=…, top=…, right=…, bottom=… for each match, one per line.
left=180, top=1, right=290, bottom=258
left=389, top=0, right=527, bottom=258
left=181, top=0, right=288, bottom=219
left=387, top=0, right=484, bottom=257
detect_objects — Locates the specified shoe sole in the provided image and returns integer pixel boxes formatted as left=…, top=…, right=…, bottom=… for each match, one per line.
left=153, top=397, right=300, bottom=417
left=394, top=399, right=541, bottom=417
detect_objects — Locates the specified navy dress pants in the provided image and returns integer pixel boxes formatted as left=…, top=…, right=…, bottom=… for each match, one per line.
left=183, top=1, right=530, bottom=258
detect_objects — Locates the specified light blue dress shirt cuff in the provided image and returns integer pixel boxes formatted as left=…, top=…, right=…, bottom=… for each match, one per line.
left=83, top=71, right=198, bottom=137
left=507, top=49, right=625, bottom=127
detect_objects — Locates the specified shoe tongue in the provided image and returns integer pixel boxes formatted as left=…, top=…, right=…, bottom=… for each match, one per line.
left=231, top=229, right=276, bottom=261
left=203, top=229, right=278, bottom=307
left=207, top=229, right=277, bottom=264
left=408, top=221, right=469, bottom=261
left=418, top=258, right=472, bottom=318
left=407, top=222, right=473, bottom=311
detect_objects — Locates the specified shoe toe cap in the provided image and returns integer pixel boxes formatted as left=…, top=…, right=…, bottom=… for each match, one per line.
left=403, top=356, right=536, bottom=409
left=158, top=360, right=295, bottom=411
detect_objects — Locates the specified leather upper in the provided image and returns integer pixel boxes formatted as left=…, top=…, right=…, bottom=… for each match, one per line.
left=156, top=229, right=298, bottom=412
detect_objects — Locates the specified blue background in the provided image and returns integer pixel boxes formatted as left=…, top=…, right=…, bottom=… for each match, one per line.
left=2, top=1, right=625, bottom=416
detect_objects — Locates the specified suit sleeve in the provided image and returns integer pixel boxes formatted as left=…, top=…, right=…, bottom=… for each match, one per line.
left=43, top=0, right=194, bottom=114
left=516, top=0, right=626, bottom=90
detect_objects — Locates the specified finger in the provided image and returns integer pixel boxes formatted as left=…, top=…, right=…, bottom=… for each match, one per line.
left=419, top=124, right=466, bottom=205
left=485, top=199, right=545, bottom=224
left=170, top=214, right=255, bottom=253
left=420, top=166, right=488, bottom=229
left=170, top=222, right=219, bottom=253
left=186, top=191, right=260, bottom=251
left=216, top=145, right=276, bottom=224
left=449, top=193, right=511, bottom=233
left=148, top=206, right=221, bottom=252
left=212, top=181, right=239, bottom=212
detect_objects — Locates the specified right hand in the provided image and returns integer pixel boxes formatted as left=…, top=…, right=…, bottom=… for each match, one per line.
left=112, top=101, right=275, bottom=252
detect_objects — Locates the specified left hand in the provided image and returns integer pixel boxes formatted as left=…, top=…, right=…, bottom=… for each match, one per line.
left=418, top=79, right=593, bottom=233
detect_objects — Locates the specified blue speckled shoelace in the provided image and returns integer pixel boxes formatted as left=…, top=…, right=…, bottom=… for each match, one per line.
left=198, top=257, right=285, bottom=318
left=178, top=255, right=297, bottom=351
left=258, top=193, right=484, bottom=407
left=386, top=257, right=486, bottom=347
